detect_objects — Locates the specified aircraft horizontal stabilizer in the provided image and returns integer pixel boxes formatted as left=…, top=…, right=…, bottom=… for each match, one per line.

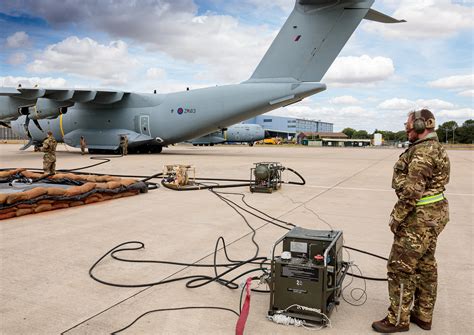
left=0, top=88, right=129, bottom=104
left=364, top=8, right=406, bottom=23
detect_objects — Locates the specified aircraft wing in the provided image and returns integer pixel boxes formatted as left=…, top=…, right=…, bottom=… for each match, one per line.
left=0, top=87, right=129, bottom=104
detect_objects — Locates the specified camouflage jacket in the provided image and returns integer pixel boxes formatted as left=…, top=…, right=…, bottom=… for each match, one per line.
left=391, top=132, right=450, bottom=225
left=42, top=136, right=57, bottom=155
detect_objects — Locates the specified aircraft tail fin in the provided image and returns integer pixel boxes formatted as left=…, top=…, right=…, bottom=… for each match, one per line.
left=249, top=0, right=403, bottom=83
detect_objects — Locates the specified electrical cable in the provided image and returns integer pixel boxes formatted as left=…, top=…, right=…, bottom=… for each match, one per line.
left=89, top=241, right=268, bottom=289
left=341, top=265, right=368, bottom=306
left=276, top=192, right=333, bottom=231
left=111, top=306, right=239, bottom=334
left=89, top=182, right=283, bottom=333
left=83, top=162, right=393, bottom=332
left=214, top=190, right=295, bottom=227
left=210, top=189, right=293, bottom=231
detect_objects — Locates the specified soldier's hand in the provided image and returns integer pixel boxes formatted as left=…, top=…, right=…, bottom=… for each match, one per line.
left=389, top=217, right=401, bottom=234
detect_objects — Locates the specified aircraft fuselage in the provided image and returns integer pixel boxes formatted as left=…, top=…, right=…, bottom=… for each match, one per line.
left=11, top=82, right=325, bottom=151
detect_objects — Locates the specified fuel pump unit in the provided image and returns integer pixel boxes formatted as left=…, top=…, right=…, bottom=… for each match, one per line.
left=250, top=162, right=283, bottom=193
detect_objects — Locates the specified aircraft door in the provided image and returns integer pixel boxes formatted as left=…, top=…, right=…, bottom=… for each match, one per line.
left=139, top=115, right=151, bottom=136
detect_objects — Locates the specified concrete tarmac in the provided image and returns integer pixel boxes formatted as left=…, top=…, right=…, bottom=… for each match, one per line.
left=0, top=144, right=472, bottom=334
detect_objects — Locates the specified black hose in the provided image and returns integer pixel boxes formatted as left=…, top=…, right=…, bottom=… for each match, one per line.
left=343, top=245, right=388, bottom=261
left=283, top=167, right=306, bottom=185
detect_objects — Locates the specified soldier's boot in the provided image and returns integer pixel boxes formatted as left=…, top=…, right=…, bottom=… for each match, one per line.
left=372, top=317, right=409, bottom=333
left=410, top=311, right=432, bottom=330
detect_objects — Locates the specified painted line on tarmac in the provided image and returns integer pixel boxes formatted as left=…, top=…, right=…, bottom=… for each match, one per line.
left=305, top=184, right=473, bottom=197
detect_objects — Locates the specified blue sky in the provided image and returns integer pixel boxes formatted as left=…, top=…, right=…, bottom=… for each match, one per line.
left=1, top=0, right=472, bottom=131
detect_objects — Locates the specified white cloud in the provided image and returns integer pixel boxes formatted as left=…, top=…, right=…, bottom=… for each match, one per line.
left=269, top=100, right=375, bottom=129
left=265, top=96, right=471, bottom=132
left=364, top=0, right=474, bottom=39
left=27, top=37, right=138, bottom=86
left=146, top=67, right=167, bottom=80
left=2, top=1, right=275, bottom=83
left=329, top=95, right=360, bottom=105
left=437, top=108, right=474, bottom=120
left=378, top=98, right=455, bottom=110
left=6, top=31, right=30, bottom=48
left=429, top=74, right=473, bottom=90
left=7, top=52, right=27, bottom=65
left=378, top=98, right=413, bottom=110
left=243, top=0, right=293, bottom=12
left=340, top=106, right=369, bottom=116
left=323, top=55, right=395, bottom=85
left=0, top=76, right=67, bottom=88
left=458, top=89, right=474, bottom=98
left=416, top=99, right=456, bottom=110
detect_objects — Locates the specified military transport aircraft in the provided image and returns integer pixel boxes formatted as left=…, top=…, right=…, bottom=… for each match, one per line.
left=190, top=124, right=265, bottom=147
left=1, top=0, right=403, bottom=154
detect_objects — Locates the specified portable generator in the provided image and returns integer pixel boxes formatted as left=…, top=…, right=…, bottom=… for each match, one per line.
left=268, top=227, right=348, bottom=324
left=250, top=162, right=283, bottom=193
left=162, top=164, right=195, bottom=187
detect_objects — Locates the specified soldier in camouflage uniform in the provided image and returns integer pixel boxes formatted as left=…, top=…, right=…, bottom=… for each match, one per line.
left=80, top=136, right=87, bottom=155
left=42, top=131, right=57, bottom=175
left=120, top=135, right=128, bottom=155
left=372, top=109, right=450, bottom=333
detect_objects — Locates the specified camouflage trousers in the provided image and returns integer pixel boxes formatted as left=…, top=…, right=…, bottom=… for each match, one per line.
left=387, top=220, right=447, bottom=326
left=43, top=154, right=56, bottom=175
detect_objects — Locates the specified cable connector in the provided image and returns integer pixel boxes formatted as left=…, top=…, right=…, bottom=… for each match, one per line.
left=258, top=273, right=269, bottom=287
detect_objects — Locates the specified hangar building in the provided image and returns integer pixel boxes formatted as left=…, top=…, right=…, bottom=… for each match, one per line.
left=243, top=115, right=333, bottom=138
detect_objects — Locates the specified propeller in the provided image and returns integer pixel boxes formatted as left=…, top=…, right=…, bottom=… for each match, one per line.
left=20, top=116, right=34, bottom=151
left=33, top=118, right=44, bottom=131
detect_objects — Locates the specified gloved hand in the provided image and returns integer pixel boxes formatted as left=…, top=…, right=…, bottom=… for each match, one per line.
left=389, top=216, right=402, bottom=234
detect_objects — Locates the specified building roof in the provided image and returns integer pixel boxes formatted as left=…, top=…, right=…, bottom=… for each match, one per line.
left=298, top=132, right=348, bottom=139
left=321, top=138, right=371, bottom=142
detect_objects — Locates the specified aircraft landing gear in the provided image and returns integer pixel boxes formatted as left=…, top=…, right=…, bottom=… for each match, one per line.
left=133, top=144, right=162, bottom=154
left=152, top=145, right=162, bottom=153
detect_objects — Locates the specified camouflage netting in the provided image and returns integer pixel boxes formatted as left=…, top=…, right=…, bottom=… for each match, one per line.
left=0, top=169, right=148, bottom=220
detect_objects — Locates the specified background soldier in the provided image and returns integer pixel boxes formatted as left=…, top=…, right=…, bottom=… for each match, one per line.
left=372, top=109, right=450, bottom=333
left=42, top=131, right=57, bottom=175
left=120, top=135, right=128, bottom=155
left=80, top=136, right=87, bottom=155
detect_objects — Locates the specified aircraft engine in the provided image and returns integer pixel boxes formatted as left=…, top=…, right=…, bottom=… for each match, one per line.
left=27, top=99, right=74, bottom=120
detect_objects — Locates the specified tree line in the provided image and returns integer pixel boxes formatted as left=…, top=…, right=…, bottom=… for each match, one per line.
left=342, top=119, right=474, bottom=144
